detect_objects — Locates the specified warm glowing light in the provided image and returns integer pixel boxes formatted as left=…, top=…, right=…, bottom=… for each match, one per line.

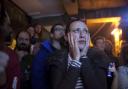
left=111, top=28, right=122, bottom=40
left=90, top=40, right=93, bottom=47
left=111, top=28, right=122, bottom=56
left=86, top=17, right=122, bottom=56
left=8, top=38, right=16, bottom=50
left=87, top=17, right=121, bottom=24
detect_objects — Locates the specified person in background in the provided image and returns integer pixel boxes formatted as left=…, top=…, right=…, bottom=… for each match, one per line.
left=34, top=23, right=42, bottom=36
left=15, top=30, right=33, bottom=89
left=117, top=44, right=128, bottom=89
left=92, top=36, right=118, bottom=89
left=41, top=26, right=50, bottom=41
left=32, top=23, right=65, bottom=89
left=104, top=40, right=119, bottom=67
left=27, top=25, right=35, bottom=39
left=31, top=23, right=50, bottom=55
left=15, top=31, right=31, bottom=61
left=92, top=36, right=106, bottom=51
left=27, top=25, right=38, bottom=55
left=34, top=23, right=42, bottom=40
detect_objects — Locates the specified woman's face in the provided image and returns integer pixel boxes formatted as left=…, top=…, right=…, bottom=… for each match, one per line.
left=69, top=21, right=89, bottom=50
left=27, top=27, right=35, bottom=36
left=35, top=25, right=42, bottom=33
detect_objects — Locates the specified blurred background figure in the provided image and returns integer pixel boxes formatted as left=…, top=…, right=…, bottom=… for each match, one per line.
left=29, top=23, right=50, bottom=55
left=104, top=40, right=119, bottom=67
left=93, top=36, right=105, bottom=51
left=92, top=36, right=119, bottom=89
left=15, top=30, right=33, bottom=89
left=34, top=23, right=50, bottom=42
left=32, top=23, right=65, bottom=89
left=118, top=44, right=128, bottom=89
left=27, top=25, right=35, bottom=39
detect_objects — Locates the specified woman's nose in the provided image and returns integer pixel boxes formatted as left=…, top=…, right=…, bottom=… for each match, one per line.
left=80, top=31, right=85, bottom=38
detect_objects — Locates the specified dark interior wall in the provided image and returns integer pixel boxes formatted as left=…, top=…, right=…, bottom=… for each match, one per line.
left=32, top=6, right=128, bottom=25
left=0, top=0, right=31, bottom=33
left=79, top=7, right=128, bottom=19
left=32, top=6, right=128, bottom=41
left=32, top=14, right=70, bottom=26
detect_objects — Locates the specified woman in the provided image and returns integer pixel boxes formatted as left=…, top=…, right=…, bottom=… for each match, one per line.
left=48, top=19, right=115, bottom=89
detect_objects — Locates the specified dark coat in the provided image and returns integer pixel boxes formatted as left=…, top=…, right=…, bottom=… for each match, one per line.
left=48, top=48, right=111, bottom=89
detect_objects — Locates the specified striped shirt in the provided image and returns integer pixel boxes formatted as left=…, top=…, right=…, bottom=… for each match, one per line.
left=75, top=77, right=84, bottom=89
left=68, top=54, right=85, bottom=89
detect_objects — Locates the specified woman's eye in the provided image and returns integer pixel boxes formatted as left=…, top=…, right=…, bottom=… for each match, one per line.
left=72, top=29, right=79, bottom=33
left=74, top=30, right=79, bottom=33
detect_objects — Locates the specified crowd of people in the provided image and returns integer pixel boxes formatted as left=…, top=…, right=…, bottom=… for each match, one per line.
left=0, top=17, right=128, bottom=89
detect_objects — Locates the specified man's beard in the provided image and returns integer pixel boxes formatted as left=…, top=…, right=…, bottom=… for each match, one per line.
left=16, top=43, right=30, bottom=52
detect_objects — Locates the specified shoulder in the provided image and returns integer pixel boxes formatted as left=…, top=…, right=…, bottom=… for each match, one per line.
left=87, top=48, right=110, bottom=69
left=3, top=47, right=18, bottom=63
left=34, top=43, right=53, bottom=59
left=3, top=47, right=16, bottom=56
left=118, top=66, right=128, bottom=73
left=87, top=48, right=106, bottom=59
left=48, top=49, right=68, bottom=65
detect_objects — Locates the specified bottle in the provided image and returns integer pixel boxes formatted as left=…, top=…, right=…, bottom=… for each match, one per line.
left=107, top=63, right=113, bottom=77
left=12, top=76, right=18, bottom=89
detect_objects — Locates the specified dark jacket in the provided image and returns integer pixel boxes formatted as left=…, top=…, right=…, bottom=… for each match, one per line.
left=32, top=40, right=56, bottom=89
left=48, top=48, right=111, bottom=89
left=20, top=54, right=34, bottom=89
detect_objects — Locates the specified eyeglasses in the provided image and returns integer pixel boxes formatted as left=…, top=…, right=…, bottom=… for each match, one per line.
left=54, top=28, right=65, bottom=32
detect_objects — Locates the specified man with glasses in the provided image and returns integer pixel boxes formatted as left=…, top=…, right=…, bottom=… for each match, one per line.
left=32, top=23, right=65, bottom=89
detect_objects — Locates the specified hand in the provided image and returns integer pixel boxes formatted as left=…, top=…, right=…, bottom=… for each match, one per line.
left=81, top=33, right=90, bottom=57
left=68, top=32, right=80, bottom=60
left=108, top=63, right=118, bottom=76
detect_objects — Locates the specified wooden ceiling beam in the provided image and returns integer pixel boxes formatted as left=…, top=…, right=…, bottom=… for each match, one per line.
left=79, top=0, right=127, bottom=10
left=62, top=0, right=79, bottom=16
